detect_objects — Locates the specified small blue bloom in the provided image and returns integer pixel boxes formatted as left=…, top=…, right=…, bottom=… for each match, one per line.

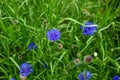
left=78, top=70, right=92, bottom=80
left=28, top=43, right=38, bottom=50
left=86, top=70, right=92, bottom=80
left=20, top=62, right=33, bottom=77
left=80, top=22, right=98, bottom=36
left=10, top=78, right=15, bottom=80
left=112, top=75, right=120, bottom=80
left=47, top=29, right=60, bottom=42
left=78, top=73, right=84, bottom=80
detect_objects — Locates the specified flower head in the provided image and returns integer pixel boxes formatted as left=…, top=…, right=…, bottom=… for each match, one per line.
left=78, top=70, right=92, bottom=80
left=20, top=62, right=33, bottom=77
left=112, top=75, right=120, bottom=80
left=18, top=54, right=23, bottom=60
left=47, top=29, right=60, bottom=42
left=57, top=43, right=63, bottom=49
left=28, top=43, right=38, bottom=50
left=74, top=58, right=80, bottom=65
left=10, top=78, right=15, bottom=80
left=78, top=73, right=84, bottom=80
left=80, top=22, right=98, bottom=36
left=84, top=55, right=92, bottom=63
left=94, top=52, right=98, bottom=57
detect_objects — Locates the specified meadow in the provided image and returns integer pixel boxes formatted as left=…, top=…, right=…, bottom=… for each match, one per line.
left=0, top=0, right=120, bottom=80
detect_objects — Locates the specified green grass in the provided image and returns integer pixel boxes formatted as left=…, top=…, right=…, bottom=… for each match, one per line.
left=0, top=0, right=120, bottom=80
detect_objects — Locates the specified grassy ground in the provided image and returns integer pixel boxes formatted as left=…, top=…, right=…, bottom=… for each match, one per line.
left=0, top=0, right=120, bottom=80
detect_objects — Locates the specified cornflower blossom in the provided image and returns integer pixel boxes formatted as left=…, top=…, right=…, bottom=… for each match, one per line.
left=80, top=22, right=98, bottom=36
left=28, top=43, right=38, bottom=50
left=78, top=70, right=92, bottom=80
left=112, top=75, right=120, bottom=80
left=10, top=78, right=15, bottom=80
left=47, top=29, right=60, bottom=42
left=20, top=62, right=33, bottom=77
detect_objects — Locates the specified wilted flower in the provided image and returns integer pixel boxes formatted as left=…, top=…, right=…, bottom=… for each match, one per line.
left=84, top=55, right=92, bottom=63
left=20, top=62, right=33, bottom=77
left=10, top=78, right=15, bottom=80
left=18, top=54, right=23, bottom=60
left=78, top=70, right=92, bottom=80
left=74, top=58, right=80, bottom=65
left=57, top=43, right=63, bottom=49
left=28, top=43, right=38, bottom=50
left=76, top=53, right=81, bottom=57
left=20, top=75, right=27, bottom=80
left=12, top=19, right=19, bottom=25
left=47, top=29, right=60, bottom=42
left=112, top=75, right=120, bottom=80
left=80, top=22, right=98, bottom=36
left=43, top=19, right=47, bottom=26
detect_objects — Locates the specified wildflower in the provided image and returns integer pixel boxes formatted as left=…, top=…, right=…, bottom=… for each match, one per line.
left=12, top=19, right=19, bottom=25
left=78, top=70, right=92, bottom=80
left=76, top=53, right=81, bottom=57
left=57, top=43, right=63, bottom=49
left=80, top=22, right=98, bottom=36
left=10, top=78, right=15, bottom=80
left=20, top=62, right=33, bottom=77
left=112, top=75, right=120, bottom=80
left=18, top=54, right=23, bottom=60
left=43, top=19, right=47, bottom=26
left=74, top=58, right=80, bottom=65
left=47, top=29, right=60, bottom=42
left=84, top=55, right=92, bottom=63
left=20, top=75, right=27, bottom=80
left=28, top=43, right=38, bottom=50
left=94, top=52, right=98, bottom=57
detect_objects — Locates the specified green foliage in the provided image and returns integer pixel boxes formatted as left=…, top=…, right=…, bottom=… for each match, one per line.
left=0, top=0, right=120, bottom=80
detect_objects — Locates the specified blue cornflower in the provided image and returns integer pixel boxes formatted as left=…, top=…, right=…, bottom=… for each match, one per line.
left=28, top=43, right=38, bottom=50
left=78, top=70, right=92, bottom=80
left=80, top=22, right=98, bottom=36
left=47, top=29, right=60, bottom=42
left=20, top=62, right=33, bottom=77
left=10, top=78, right=15, bottom=80
left=78, top=73, right=84, bottom=80
left=112, top=75, right=120, bottom=80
